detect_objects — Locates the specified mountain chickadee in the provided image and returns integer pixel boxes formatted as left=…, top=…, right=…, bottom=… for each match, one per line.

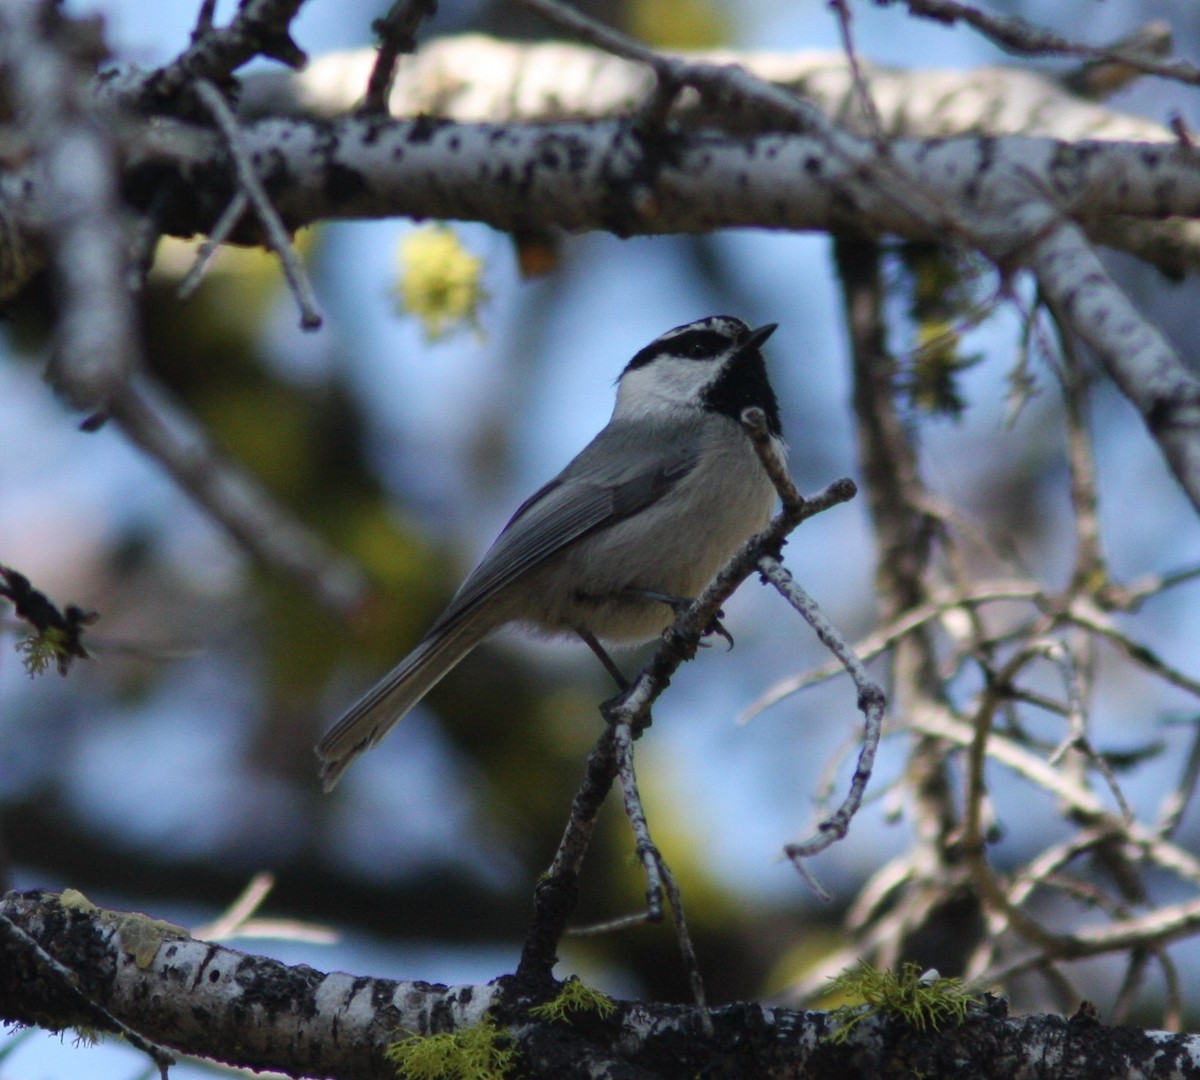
left=317, top=314, right=785, bottom=790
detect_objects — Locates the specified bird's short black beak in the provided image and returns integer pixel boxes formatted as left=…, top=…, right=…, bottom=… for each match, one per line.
left=742, top=323, right=778, bottom=352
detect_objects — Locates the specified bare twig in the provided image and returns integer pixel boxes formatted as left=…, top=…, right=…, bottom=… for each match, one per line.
left=1155, top=716, right=1200, bottom=840
left=612, top=719, right=709, bottom=1016
left=106, top=378, right=368, bottom=618
left=1063, top=598, right=1200, bottom=699
left=518, top=726, right=617, bottom=984
left=360, top=0, right=439, bottom=116
left=1040, top=639, right=1135, bottom=825
left=889, top=1, right=1195, bottom=87
left=194, top=872, right=278, bottom=940
left=613, top=720, right=664, bottom=923
left=738, top=579, right=1041, bottom=723
left=759, top=557, right=885, bottom=898
left=1055, top=315, right=1105, bottom=587
left=144, top=0, right=308, bottom=107
left=192, top=78, right=322, bottom=329
left=520, top=426, right=856, bottom=983
left=177, top=189, right=249, bottom=300
left=193, top=873, right=338, bottom=944
left=828, top=0, right=887, bottom=143
left=916, top=706, right=1200, bottom=886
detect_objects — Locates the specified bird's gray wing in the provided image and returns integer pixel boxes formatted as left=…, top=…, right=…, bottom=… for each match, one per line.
left=431, top=431, right=700, bottom=631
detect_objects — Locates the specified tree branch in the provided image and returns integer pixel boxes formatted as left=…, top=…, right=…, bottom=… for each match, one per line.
left=142, top=0, right=308, bottom=107
left=0, top=0, right=140, bottom=412
left=7, top=889, right=1200, bottom=1080
left=106, top=378, right=369, bottom=618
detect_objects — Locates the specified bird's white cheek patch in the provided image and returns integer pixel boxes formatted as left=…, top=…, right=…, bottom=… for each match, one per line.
left=612, top=359, right=725, bottom=421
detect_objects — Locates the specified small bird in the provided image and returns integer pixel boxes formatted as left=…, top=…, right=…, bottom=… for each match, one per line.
left=317, top=315, right=785, bottom=790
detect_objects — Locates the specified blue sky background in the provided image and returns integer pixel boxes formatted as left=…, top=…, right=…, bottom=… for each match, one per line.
left=6, top=0, right=1200, bottom=1074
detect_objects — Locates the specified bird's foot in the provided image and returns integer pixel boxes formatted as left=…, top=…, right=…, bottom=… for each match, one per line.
left=627, top=588, right=734, bottom=650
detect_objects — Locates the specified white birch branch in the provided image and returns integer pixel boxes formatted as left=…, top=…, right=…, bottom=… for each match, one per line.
left=240, top=35, right=1175, bottom=143
left=6, top=889, right=1200, bottom=1080
left=4, top=27, right=1200, bottom=516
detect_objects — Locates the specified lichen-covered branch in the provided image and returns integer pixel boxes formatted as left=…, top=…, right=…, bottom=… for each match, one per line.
left=6, top=890, right=1200, bottom=1080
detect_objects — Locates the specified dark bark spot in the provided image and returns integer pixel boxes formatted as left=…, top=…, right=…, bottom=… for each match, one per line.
left=360, top=115, right=391, bottom=146
left=323, top=162, right=369, bottom=208
left=407, top=114, right=447, bottom=144
left=976, top=136, right=997, bottom=172
left=1147, top=396, right=1174, bottom=433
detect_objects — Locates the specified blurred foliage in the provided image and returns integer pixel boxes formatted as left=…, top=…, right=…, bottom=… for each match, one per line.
left=895, top=243, right=987, bottom=418
left=625, top=0, right=730, bottom=49
left=396, top=224, right=488, bottom=340
left=138, top=246, right=449, bottom=769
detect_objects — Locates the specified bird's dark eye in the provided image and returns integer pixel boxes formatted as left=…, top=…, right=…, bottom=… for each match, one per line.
left=672, top=330, right=727, bottom=361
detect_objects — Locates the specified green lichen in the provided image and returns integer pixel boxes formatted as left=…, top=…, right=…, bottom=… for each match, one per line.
left=16, top=625, right=74, bottom=676
left=824, top=962, right=979, bottom=1044
left=385, top=1016, right=516, bottom=1080
left=527, top=977, right=617, bottom=1023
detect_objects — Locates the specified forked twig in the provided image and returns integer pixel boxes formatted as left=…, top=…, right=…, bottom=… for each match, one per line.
left=760, top=558, right=886, bottom=899
left=177, top=190, right=249, bottom=300
left=519, top=405, right=866, bottom=992
left=360, top=0, right=439, bottom=116
left=191, top=78, right=322, bottom=328
left=144, top=0, right=307, bottom=106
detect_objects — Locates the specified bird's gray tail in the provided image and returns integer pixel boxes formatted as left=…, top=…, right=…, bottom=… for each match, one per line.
left=316, top=618, right=489, bottom=791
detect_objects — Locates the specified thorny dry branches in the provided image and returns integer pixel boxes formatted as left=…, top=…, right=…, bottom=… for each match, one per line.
left=501, top=0, right=1200, bottom=1028
left=756, top=255, right=1200, bottom=1023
